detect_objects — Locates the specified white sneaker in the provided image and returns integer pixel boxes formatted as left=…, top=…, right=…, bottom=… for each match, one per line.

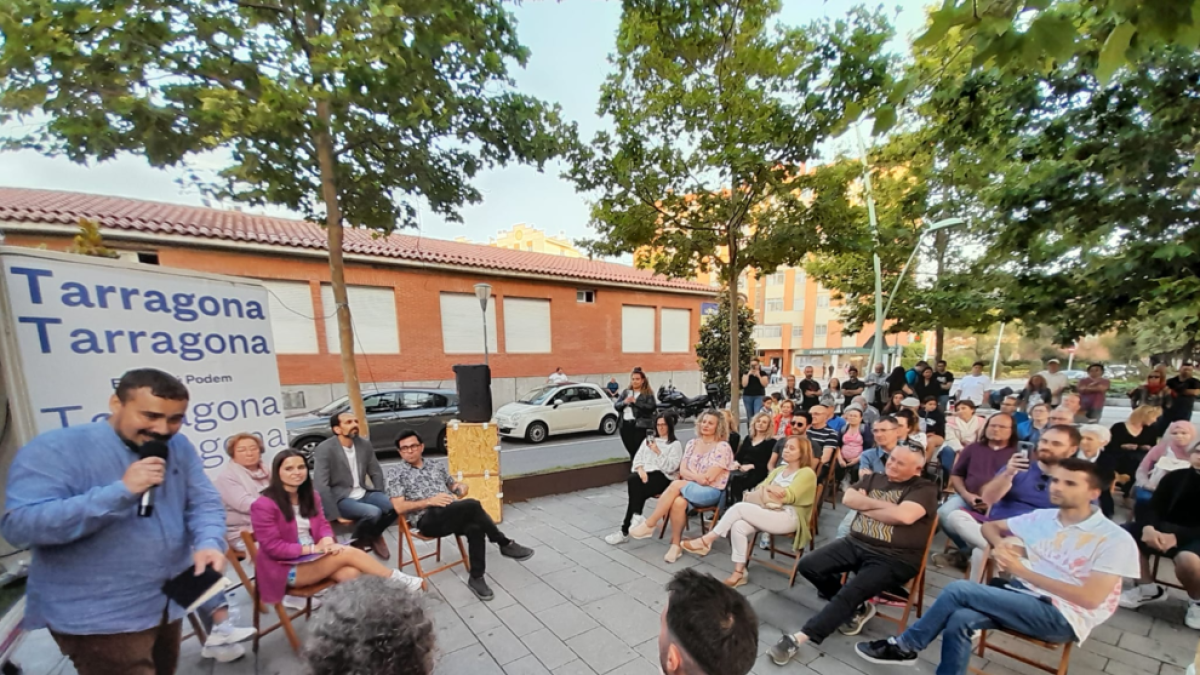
left=204, top=622, right=256, bottom=647
left=282, top=595, right=309, bottom=611
left=632, top=514, right=646, bottom=528
left=605, top=532, right=628, bottom=545
left=758, top=533, right=770, bottom=550
left=390, top=569, right=424, bottom=591
left=1119, top=584, right=1167, bottom=609
left=1187, top=603, right=1200, bottom=630
left=201, top=643, right=245, bottom=662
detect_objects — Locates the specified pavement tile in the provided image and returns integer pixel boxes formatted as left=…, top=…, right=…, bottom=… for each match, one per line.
left=495, top=603, right=546, bottom=638
left=1086, top=635, right=1162, bottom=672
left=1103, top=659, right=1159, bottom=675
left=1106, top=608, right=1157, bottom=637
left=458, top=603, right=505, bottom=634
left=505, top=654, right=554, bottom=675
left=509, top=580, right=571, bottom=613
left=522, top=628, right=580, bottom=671
left=487, top=556, right=544, bottom=591
left=566, top=626, right=640, bottom=674
left=581, top=593, right=662, bottom=646
left=538, top=602, right=602, bottom=641
left=603, top=658, right=660, bottom=675
left=618, top=577, right=670, bottom=613
left=479, top=624, right=532, bottom=666
left=588, top=560, right=643, bottom=587
left=552, top=660, right=599, bottom=675
left=1149, top=616, right=1200, bottom=651
left=521, top=548, right=577, bottom=577
left=433, top=644, right=505, bottom=675
left=1119, top=632, right=1197, bottom=668
left=543, top=567, right=619, bottom=604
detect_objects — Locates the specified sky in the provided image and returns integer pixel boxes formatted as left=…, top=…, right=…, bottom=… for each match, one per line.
left=0, top=0, right=933, bottom=249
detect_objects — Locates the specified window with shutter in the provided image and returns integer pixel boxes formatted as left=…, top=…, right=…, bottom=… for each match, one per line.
left=319, top=285, right=399, bottom=354
left=439, top=292, right=498, bottom=354
left=260, top=280, right=319, bottom=354
left=660, top=308, right=691, bottom=353
left=503, top=298, right=552, bottom=353
left=622, top=306, right=655, bottom=353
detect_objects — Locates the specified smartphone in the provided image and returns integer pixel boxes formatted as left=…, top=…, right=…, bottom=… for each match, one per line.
left=646, top=429, right=656, bottom=440
left=1017, top=441, right=1034, bottom=458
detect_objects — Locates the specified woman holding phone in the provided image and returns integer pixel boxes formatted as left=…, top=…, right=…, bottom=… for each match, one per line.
left=605, top=414, right=684, bottom=545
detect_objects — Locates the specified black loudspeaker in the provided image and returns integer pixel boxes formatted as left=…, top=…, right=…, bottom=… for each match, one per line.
left=453, top=364, right=493, bottom=423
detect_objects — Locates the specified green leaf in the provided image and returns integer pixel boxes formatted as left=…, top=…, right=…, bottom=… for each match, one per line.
left=1097, top=22, right=1136, bottom=85
left=872, top=105, right=897, bottom=136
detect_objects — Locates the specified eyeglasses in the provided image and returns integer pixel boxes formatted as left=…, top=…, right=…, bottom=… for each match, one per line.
left=398, top=443, right=423, bottom=452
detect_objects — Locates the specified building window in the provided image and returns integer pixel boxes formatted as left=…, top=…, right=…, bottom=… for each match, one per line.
left=439, top=292, right=498, bottom=354
left=660, top=308, right=691, bottom=353
left=814, top=324, right=827, bottom=338
left=753, top=325, right=782, bottom=339
left=816, top=294, right=830, bottom=308
left=577, top=290, right=595, bottom=303
left=622, top=305, right=656, bottom=353
left=503, top=297, right=551, bottom=353
left=766, top=299, right=784, bottom=312
left=768, top=272, right=786, bottom=285
left=792, top=325, right=803, bottom=338
left=261, top=280, right=319, bottom=354
left=320, top=284, right=400, bottom=354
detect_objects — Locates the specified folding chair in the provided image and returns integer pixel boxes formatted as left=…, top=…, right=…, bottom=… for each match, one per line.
left=397, top=518, right=470, bottom=589
left=822, top=464, right=839, bottom=511
left=661, top=487, right=725, bottom=539
left=745, top=483, right=825, bottom=586
left=842, top=515, right=939, bottom=633
left=182, top=547, right=254, bottom=644
left=969, top=553, right=1074, bottom=675
left=1149, top=553, right=1185, bottom=590
left=240, top=531, right=336, bottom=653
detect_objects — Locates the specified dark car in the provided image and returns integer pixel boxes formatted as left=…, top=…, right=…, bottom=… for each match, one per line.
left=286, top=388, right=459, bottom=459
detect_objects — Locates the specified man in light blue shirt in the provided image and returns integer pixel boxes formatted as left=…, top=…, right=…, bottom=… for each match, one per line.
left=2, top=368, right=228, bottom=675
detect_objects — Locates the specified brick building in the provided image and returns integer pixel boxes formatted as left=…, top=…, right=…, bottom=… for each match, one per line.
left=0, top=188, right=714, bottom=410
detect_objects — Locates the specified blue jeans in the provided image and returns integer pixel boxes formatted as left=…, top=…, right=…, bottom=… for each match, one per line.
left=896, top=581, right=1075, bottom=675
left=337, top=490, right=397, bottom=540
left=743, top=395, right=765, bottom=420
left=195, top=591, right=231, bottom=632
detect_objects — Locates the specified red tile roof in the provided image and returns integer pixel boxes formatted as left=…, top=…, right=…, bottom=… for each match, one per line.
left=0, top=187, right=713, bottom=293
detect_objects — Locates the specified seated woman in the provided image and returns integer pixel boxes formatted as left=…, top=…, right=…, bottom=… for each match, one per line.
left=836, top=406, right=872, bottom=486
left=882, top=391, right=906, bottom=416
left=773, top=400, right=797, bottom=437
left=606, top=413, right=684, bottom=545
left=1078, top=424, right=1116, bottom=518
left=728, top=412, right=779, bottom=503
left=919, top=396, right=946, bottom=459
left=680, top=435, right=817, bottom=588
left=1108, top=404, right=1162, bottom=498
left=628, top=410, right=734, bottom=563
left=1134, top=421, right=1196, bottom=520
left=215, top=433, right=271, bottom=552
left=250, top=450, right=422, bottom=608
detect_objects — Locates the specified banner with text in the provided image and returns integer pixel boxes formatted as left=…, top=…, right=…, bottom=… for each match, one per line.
left=1, top=251, right=287, bottom=475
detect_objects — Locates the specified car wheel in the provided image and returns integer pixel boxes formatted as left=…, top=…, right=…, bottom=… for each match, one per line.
left=600, top=415, right=619, bottom=435
left=293, top=436, right=324, bottom=467
left=526, top=422, right=549, bottom=444
left=437, top=428, right=448, bottom=453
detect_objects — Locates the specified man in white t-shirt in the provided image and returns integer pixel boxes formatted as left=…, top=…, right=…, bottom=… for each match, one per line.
left=854, top=457, right=1139, bottom=675
left=950, top=361, right=991, bottom=407
left=548, top=367, right=569, bottom=384
left=1039, top=359, right=1070, bottom=406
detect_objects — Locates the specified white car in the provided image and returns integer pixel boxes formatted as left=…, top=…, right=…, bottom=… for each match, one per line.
left=496, top=382, right=619, bottom=443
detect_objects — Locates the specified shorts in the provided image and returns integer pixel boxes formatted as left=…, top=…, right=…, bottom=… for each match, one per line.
left=1124, top=521, right=1200, bottom=558
left=287, top=566, right=298, bottom=587
left=680, top=482, right=722, bottom=507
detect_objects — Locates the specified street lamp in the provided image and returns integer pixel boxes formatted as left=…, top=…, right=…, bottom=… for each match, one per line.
left=879, top=218, right=966, bottom=329
left=474, top=283, right=492, bottom=366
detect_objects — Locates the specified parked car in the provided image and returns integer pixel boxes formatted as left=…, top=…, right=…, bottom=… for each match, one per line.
left=1062, top=369, right=1088, bottom=380
left=287, top=388, right=459, bottom=459
left=496, top=382, right=618, bottom=444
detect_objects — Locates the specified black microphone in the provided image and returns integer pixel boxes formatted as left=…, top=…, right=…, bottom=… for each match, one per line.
left=137, top=440, right=170, bottom=517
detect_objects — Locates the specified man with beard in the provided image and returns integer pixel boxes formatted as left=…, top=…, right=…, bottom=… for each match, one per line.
left=2, top=368, right=230, bottom=675
left=659, top=569, right=758, bottom=675
left=843, top=367, right=866, bottom=411
left=313, top=411, right=396, bottom=559
left=798, top=366, right=822, bottom=412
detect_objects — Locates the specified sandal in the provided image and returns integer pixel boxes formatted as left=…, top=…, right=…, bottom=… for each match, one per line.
left=724, top=570, right=748, bottom=588
left=681, top=538, right=712, bottom=556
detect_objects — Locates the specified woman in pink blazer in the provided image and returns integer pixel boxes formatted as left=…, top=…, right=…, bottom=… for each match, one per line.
left=250, top=450, right=421, bottom=604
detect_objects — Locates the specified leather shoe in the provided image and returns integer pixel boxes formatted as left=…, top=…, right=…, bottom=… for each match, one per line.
left=467, top=576, right=494, bottom=601
left=371, top=536, right=391, bottom=560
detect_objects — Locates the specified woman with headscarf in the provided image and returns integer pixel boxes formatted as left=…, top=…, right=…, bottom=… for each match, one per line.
left=1134, top=421, right=1197, bottom=520
left=1129, top=371, right=1171, bottom=410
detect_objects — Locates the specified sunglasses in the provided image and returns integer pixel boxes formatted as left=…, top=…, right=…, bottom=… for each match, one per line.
left=1036, top=474, right=1051, bottom=492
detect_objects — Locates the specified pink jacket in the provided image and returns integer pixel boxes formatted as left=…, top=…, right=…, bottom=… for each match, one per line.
left=250, top=493, right=335, bottom=604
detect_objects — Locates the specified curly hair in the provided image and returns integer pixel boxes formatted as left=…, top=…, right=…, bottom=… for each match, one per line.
left=304, top=577, right=435, bottom=675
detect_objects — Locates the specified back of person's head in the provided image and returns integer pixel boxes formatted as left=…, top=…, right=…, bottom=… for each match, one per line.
left=660, top=569, right=758, bottom=675
left=305, top=577, right=434, bottom=675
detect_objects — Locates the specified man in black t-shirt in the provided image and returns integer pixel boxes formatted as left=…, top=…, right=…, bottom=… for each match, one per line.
left=1167, top=363, right=1200, bottom=423
left=798, top=366, right=822, bottom=411
left=933, top=361, right=954, bottom=409
left=843, top=368, right=865, bottom=410
left=769, top=446, right=937, bottom=665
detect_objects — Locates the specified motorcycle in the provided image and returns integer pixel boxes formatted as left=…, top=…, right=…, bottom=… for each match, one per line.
left=657, top=381, right=713, bottom=419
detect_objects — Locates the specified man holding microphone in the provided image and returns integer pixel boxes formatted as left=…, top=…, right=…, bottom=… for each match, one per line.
left=2, top=368, right=228, bottom=675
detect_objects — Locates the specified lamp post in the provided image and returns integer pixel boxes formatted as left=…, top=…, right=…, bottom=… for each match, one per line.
left=474, top=283, right=492, bottom=366
left=879, top=218, right=966, bottom=328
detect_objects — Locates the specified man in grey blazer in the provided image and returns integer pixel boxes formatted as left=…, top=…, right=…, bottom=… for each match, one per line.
left=312, top=412, right=396, bottom=559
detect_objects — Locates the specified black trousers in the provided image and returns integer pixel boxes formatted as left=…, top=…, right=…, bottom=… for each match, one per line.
left=416, top=499, right=510, bottom=578
left=797, top=538, right=917, bottom=643
left=619, top=421, right=644, bottom=459
left=622, top=471, right=673, bottom=534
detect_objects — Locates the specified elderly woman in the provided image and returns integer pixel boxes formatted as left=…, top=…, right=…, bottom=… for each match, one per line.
left=680, top=435, right=816, bottom=588
left=305, top=576, right=435, bottom=675
left=1078, top=424, right=1115, bottom=518
left=628, top=410, right=735, bottom=563
left=214, top=433, right=271, bottom=552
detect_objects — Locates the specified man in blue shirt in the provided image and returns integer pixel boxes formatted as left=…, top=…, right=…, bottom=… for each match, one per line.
left=2, top=368, right=228, bottom=675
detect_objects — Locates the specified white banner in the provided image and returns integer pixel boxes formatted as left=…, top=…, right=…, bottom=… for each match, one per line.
left=0, top=250, right=287, bottom=476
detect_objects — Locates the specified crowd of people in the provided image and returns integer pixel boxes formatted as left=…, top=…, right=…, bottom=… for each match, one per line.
left=7, top=358, right=1200, bottom=675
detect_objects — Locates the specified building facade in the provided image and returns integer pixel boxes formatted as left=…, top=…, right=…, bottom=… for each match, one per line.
left=0, top=188, right=712, bottom=410
left=695, top=265, right=912, bottom=377
left=480, top=223, right=583, bottom=257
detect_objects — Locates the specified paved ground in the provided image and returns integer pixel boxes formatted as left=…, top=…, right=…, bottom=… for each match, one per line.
left=13, top=481, right=1200, bottom=675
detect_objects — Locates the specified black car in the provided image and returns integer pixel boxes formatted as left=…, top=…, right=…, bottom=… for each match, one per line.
left=286, top=388, right=459, bottom=459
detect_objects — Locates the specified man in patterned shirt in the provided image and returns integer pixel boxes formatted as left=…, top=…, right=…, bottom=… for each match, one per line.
left=387, top=430, right=534, bottom=601
left=769, top=445, right=937, bottom=665
left=855, top=457, right=1139, bottom=675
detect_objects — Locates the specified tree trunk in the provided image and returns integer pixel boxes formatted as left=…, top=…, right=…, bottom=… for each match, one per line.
left=314, top=97, right=369, bottom=437
left=933, top=228, right=948, bottom=363
left=728, top=228, right=741, bottom=428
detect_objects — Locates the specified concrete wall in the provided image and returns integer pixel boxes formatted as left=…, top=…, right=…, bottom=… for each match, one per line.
left=281, top=369, right=704, bottom=412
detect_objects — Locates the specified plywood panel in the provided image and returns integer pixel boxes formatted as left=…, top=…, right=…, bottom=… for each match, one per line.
left=447, top=421, right=501, bottom=475
left=458, top=476, right=503, bottom=523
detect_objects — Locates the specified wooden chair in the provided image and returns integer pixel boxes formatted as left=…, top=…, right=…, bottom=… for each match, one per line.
left=1149, top=553, right=1185, bottom=590
left=397, top=518, right=470, bottom=589
left=661, top=503, right=720, bottom=538
left=240, top=531, right=336, bottom=653
left=822, top=464, right=839, bottom=511
left=182, top=547, right=254, bottom=645
left=969, top=553, right=1073, bottom=675
left=745, top=483, right=825, bottom=586
left=844, top=515, right=939, bottom=633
